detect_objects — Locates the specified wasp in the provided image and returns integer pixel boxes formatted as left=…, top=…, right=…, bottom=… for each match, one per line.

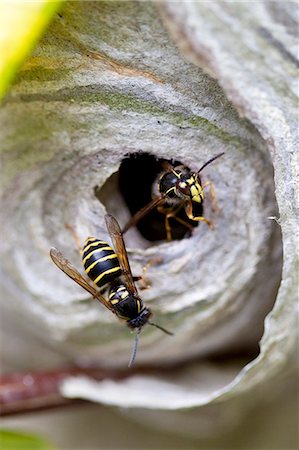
left=50, top=214, right=172, bottom=367
left=123, top=153, right=225, bottom=240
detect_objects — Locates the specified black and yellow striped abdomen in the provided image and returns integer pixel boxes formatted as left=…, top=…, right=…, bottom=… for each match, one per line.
left=82, top=237, right=122, bottom=287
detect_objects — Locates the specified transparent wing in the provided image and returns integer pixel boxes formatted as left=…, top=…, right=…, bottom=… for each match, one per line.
left=105, top=214, right=138, bottom=297
left=49, top=248, right=114, bottom=312
left=122, top=195, right=166, bottom=234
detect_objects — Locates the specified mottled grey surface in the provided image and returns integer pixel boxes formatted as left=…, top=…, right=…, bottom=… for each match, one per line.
left=160, top=0, right=298, bottom=394
left=0, top=0, right=297, bottom=439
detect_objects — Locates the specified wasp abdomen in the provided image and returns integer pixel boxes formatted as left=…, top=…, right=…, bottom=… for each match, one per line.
left=82, top=237, right=122, bottom=287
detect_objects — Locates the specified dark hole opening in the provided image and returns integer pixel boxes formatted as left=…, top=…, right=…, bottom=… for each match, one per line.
left=117, top=153, right=200, bottom=242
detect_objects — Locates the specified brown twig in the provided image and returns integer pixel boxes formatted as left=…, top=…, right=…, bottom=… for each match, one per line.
left=0, top=367, right=129, bottom=417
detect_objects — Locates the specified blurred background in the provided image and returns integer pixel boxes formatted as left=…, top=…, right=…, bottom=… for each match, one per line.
left=0, top=1, right=298, bottom=449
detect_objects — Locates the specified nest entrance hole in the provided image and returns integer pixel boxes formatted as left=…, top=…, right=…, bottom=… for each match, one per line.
left=96, top=153, right=199, bottom=242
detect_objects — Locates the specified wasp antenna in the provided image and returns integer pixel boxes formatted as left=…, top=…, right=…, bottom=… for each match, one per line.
left=128, top=329, right=141, bottom=368
left=148, top=321, right=174, bottom=336
left=197, top=152, right=225, bottom=174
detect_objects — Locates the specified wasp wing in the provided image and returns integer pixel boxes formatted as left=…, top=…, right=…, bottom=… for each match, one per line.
left=122, top=196, right=165, bottom=234
left=105, top=214, right=138, bottom=297
left=50, top=248, right=115, bottom=313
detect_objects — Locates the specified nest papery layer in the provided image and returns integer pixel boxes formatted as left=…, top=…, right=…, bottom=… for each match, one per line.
left=1, top=1, right=296, bottom=430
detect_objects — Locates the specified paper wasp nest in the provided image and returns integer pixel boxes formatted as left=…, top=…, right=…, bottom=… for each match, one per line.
left=0, top=1, right=297, bottom=438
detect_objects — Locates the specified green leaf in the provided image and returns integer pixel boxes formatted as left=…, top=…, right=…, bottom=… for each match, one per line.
left=0, top=429, right=56, bottom=450
left=0, top=0, right=63, bottom=100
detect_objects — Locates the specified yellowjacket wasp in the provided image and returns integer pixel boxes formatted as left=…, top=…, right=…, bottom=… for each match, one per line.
left=50, top=214, right=172, bottom=367
left=123, top=153, right=224, bottom=240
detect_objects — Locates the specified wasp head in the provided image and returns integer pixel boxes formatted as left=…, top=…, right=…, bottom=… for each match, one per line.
left=127, top=307, right=152, bottom=330
left=176, top=173, right=204, bottom=204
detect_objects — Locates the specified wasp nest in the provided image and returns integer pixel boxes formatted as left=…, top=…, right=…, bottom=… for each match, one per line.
left=1, top=1, right=297, bottom=438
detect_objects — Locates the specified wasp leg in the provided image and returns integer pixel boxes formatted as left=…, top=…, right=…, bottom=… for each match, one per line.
left=133, top=275, right=142, bottom=282
left=202, top=180, right=219, bottom=212
left=164, top=204, right=184, bottom=240
left=193, top=216, right=214, bottom=229
left=164, top=215, right=173, bottom=241
left=185, top=202, right=214, bottom=229
left=158, top=203, right=189, bottom=241
left=170, top=215, right=194, bottom=231
left=132, top=257, right=163, bottom=290
left=157, top=204, right=174, bottom=241
left=164, top=204, right=194, bottom=241
left=141, top=257, right=163, bottom=289
left=165, top=214, right=195, bottom=240
left=133, top=275, right=148, bottom=290
left=99, top=285, right=108, bottom=295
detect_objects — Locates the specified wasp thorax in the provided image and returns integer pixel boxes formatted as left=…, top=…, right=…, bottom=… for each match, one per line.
left=109, top=284, right=144, bottom=322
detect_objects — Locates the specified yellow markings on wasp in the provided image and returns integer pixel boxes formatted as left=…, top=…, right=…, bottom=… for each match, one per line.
left=82, top=246, right=112, bottom=263
left=83, top=240, right=108, bottom=253
left=85, top=237, right=97, bottom=243
left=165, top=186, right=176, bottom=195
left=192, top=195, right=201, bottom=203
left=190, top=184, right=204, bottom=203
left=85, top=253, right=118, bottom=274
left=190, top=185, right=198, bottom=195
left=136, top=299, right=141, bottom=313
left=110, top=299, right=119, bottom=305
left=112, top=286, right=129, bottom=300
left=93, top=266, right=121, bottom=285
left=109, top=288, right=125, bottom=299
left=171, top=169, right=181, bottom=178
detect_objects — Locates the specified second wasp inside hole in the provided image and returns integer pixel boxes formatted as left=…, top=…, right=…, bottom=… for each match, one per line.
left=95, top=153, right=199, bottom=242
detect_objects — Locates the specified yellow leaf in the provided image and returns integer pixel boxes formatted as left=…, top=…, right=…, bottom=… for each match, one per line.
left=0, top=429, right=56, bottom=450
left=0, top=0, right=63, bottom=100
